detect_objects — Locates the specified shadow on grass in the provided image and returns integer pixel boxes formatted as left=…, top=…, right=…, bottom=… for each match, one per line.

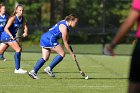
left=40, top=72, right=128, bottom=80
left=41, top=77, right=128, bottom=80
left=40, top=71, right=96, bottom=74
left=0, top=68, right=7, bottom=72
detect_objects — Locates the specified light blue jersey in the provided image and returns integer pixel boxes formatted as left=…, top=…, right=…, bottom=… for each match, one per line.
left=1, top=15, right=24, bottom=41
left=40, top=20, right=70, bottom=48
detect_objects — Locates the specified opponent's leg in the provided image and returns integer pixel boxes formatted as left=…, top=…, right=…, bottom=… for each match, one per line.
left=128, top=82, right=140, bottom=93
left=128, top=39, right=140, bottom=93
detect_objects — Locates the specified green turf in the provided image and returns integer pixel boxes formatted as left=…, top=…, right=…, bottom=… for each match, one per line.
left=0, top=51, right=130, bottom=93
left=5, top=44, right=134, bottom=55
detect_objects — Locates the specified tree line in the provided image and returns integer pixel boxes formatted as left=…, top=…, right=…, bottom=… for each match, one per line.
left=2, top=0, right=131, bottom=28
left=1, top=0, right=132, bottom=44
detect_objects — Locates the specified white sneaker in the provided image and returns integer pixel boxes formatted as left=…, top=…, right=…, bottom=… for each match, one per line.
left=28, top=70, right=38, bottom=79
left=14, top=68, right=27, bottom=74
left=44, top=66, right=55, bottom=77
left=3, top=58, right=6, bottom=62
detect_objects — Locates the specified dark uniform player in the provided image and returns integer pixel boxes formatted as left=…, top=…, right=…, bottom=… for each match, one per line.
left=104, top=0, right=140, bottom=92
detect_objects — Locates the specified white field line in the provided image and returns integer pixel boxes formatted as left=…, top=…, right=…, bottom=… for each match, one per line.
left=70, top=85, right=115, bottom=88
left=0, top=85, right=118, bottom=89
left=59, top=66, right=101, bottom=69
left=0, top=85, right=31, bottom=87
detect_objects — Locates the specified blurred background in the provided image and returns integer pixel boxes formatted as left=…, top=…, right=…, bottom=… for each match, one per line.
left=1, top=0, right=134, bottom=55
left=0, top=1, right=133, bottom=92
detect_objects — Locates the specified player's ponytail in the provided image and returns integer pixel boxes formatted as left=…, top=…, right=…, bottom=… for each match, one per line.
left=65, top=14, right=78, bottom=21
left=11, top=4, right=24, bottom=16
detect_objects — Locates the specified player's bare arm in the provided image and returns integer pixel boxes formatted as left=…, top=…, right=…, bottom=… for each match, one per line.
left=4, top=16, right=15, bottom=39
left=22, top=21, right=28, bottom=37
left=111, top=9, right=140, bottom=47
left=60, top=24, right=75, bottom=60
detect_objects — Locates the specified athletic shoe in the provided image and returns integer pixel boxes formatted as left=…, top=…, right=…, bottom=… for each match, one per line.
left=44, top=67, right=55, bottom=77
left=3, top=58, right=6, bottom=62
left=28, top=70, right=38, bottom=79
left=0, top=57, right=6, bottom=62
left=14, top=68, right=27, bottom=74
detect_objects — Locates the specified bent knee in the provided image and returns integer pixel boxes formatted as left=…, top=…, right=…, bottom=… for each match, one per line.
left=59, top=52, right=65, bottom=58
left=16, top=47, right=22, bottom=52
left=42, top=57, right=49, bottom=61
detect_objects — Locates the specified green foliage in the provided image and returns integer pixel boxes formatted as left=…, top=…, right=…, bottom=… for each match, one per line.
left=3, top=1, right=14, bottom=15
left=28, top=30, right=43, bottom=45
left=76, top=0, right=102, bottom=27
left=2, top=0, right=132, bottom=28
left=63, top=0, right=131, bottom=27
left=105, top=0, right=131, bottom=27
left=41, top=3, right=50, bottom=26
left=1, top=0, right=133, bottom=44
left=16, top=0, right=42, bottom=25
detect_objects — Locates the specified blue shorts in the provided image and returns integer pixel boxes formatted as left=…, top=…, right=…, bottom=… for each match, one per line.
left=40, top=32, right=59, bottom=48
left=1, top=32, right=16, bottom=44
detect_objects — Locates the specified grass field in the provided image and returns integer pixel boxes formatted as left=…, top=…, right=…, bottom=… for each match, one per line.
left=0, top=44, right=133, bottom=93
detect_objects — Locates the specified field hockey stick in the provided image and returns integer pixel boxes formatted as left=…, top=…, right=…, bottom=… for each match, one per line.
left=0, top=36, right=24, bottom=43
left=15, top=36, right=24, bottom=39
left=69, top=45, right=89, bottom=79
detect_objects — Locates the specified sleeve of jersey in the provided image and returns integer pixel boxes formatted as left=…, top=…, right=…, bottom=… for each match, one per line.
left=132, top=0, right=140, bottom=11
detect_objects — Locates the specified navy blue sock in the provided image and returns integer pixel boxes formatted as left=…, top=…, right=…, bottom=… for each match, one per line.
left=34, top=58, right=46, bottom=73
left=49, top=55, right=63, bottom=70
left=0, top=54, right=4, bottom=58
left=14, top=52, right=21, bottom=70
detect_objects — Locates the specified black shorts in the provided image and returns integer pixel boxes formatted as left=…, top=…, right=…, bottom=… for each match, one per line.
left=129, top=38, right=140, bottom=82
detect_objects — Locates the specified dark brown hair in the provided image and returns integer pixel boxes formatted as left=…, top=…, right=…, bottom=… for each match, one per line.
left=65, top=14, right=78, bottom=21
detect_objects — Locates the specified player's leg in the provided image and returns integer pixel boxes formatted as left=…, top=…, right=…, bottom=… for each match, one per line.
left=44, top=44, right=65, bottom=77
left=50, top=44, right=65, bottom=70
left=29, top=47, right=51, bottom=79
left=0, top=43, right=9, bottom=61
left=34, top=47, right=50, bottom=73
left=128, top=38, right=140, bottom=93
left=128, top=82, right=140, bottom=93
left=8, top=41, right=27, bottom=74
